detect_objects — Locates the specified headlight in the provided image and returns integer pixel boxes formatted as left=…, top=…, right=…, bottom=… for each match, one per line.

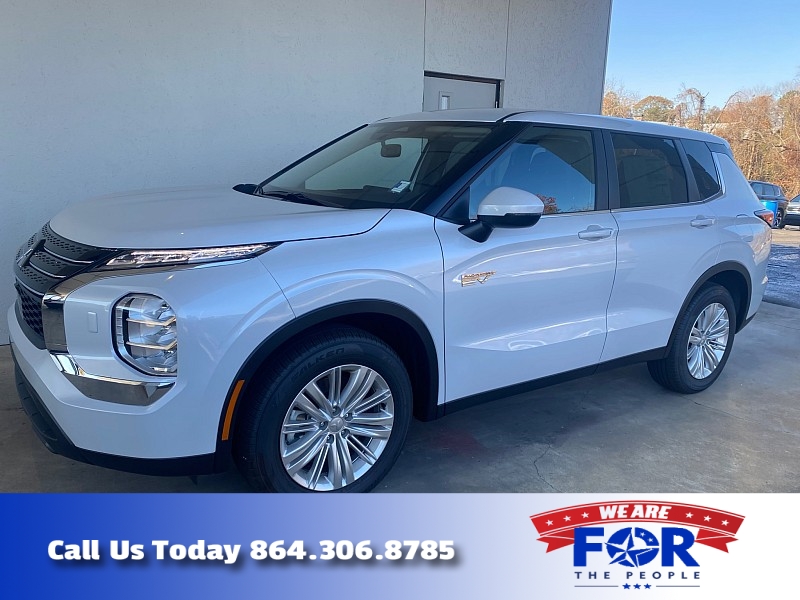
left=115, top=294, right=178, bottom=376
left=102, top=243, right=275, bottom=269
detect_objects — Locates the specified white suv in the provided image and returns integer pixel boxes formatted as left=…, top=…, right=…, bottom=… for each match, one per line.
left=10, top=109, right=772, bottom=492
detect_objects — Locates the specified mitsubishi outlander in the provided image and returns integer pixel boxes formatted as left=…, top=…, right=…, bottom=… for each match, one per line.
left=10, top=109, right=772, bottom=492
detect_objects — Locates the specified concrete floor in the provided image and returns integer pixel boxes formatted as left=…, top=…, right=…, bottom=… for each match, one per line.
left=1, top=300, right=798, bottom=493
left=765, top=227, right=800, bottom=308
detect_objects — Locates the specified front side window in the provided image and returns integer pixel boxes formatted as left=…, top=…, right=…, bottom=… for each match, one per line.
left=259, top=122, right=514, bottom=211
left=612, top=133, right=688, bottom=208
left=681, top=139, right=721, bottom=200
left=465, top=126, right=596, bottom=219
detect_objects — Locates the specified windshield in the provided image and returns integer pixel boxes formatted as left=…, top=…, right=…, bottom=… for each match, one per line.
left=258, top=121, right=509, bottom=211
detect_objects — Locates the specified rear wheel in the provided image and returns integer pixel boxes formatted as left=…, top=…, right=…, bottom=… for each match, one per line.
left=648, top=284, right=736, bottom=394
left=234, top=326, right=412, bottom=492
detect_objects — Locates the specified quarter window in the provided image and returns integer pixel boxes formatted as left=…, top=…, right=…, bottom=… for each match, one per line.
left=681, top=139, right=721, bottom=200
left=467, top=126, right=596, bottom=218
left=611, top=133, right=688, bottom=208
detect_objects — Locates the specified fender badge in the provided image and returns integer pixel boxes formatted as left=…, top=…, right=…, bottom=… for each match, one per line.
left=461, top=271, right=496, bottom=286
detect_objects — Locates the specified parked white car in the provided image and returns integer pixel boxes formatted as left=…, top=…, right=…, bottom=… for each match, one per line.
left=10, top=109, right=771, bottom=492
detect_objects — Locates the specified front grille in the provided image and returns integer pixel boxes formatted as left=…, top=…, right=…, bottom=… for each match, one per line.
left=13, top=224, right=116, bottom=345
left=16, top=284, right=45, bottom=338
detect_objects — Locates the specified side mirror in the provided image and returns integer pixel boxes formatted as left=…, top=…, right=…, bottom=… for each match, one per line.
left=459, top=187, right=545, bottom=242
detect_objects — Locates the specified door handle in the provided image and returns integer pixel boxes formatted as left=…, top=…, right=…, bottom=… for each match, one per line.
left=690, top=216, right=716, bottom=228
left=578, top=226, right=614, bottom=240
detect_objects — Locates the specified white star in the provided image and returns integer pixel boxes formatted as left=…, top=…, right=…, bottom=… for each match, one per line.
left=704, top=516, right=711, bottom=522
left=722, top=520, right=729, bottom=526
left=582, top=512, right=590, bottom=518
left=546, top=520, right=553, bottom=526
left=686, top=512, right=693, bottom=518
left=564, top=515, right=571, bottom=522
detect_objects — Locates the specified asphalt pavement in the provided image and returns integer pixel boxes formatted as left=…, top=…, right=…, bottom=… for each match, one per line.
left=765, top=227, right=800, bottom=308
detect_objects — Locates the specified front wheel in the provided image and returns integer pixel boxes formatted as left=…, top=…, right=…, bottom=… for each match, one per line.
left=648, top=284, right=736, bottom=394
left=234, top=326, right=412, bottom=492
left=776, top=210, right=786, bottom=229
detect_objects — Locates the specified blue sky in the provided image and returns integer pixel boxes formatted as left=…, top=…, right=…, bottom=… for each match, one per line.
left=605, top=0, right=800, bottom=106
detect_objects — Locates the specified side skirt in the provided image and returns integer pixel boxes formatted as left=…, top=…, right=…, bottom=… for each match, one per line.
left=437, top=347, right=667, bottom=418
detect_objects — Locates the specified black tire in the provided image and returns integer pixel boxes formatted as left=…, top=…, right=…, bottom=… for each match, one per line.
left=234, top=326, right=412, bottom=493
left=776, top=210, right=786, bottom=229
left=647, top=283, right=736, bottom=394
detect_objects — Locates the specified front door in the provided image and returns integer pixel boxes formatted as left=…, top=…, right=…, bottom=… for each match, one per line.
left=435, top=125, right=617, bottom=402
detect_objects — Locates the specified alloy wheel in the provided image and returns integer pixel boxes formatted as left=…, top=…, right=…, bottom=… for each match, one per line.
left=279, top=364, right=394, bottom=491
left=686, top=302, right=730, bottom=379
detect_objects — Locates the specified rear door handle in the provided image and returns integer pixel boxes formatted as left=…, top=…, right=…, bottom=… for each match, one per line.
left=578, top=226, right=614, bottom=240
left=690, top=216, right=716, bottom=228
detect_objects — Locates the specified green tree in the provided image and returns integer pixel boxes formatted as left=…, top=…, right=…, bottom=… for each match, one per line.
left=632, top=95, right=675, bottom=123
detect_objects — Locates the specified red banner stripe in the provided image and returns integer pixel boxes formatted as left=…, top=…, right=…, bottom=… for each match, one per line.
left=537, top=531, right=575, bottom=553
left=530, top=501, right=743, bottom=537
left=529, top=501, right=745, bottom=553
left=694, top=530, right=739, bottom=552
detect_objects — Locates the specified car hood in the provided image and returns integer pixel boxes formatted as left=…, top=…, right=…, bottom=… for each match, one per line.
left=48, top=186, right=389, bottom=249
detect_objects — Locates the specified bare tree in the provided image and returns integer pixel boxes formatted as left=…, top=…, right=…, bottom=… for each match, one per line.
left=675, top=86, right=708, bottom=130
left=604, top=79, right=800, bottom=197
left=602, top=80, right=640, bottom=119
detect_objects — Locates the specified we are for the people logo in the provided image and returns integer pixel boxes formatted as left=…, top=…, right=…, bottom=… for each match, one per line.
left=530, top=501, right=744, bottom=591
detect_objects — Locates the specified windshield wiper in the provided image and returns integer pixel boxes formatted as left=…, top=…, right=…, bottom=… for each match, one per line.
left=258, top=189, right=326, bottom=207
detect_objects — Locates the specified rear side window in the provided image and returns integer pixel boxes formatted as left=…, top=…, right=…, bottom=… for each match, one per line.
left=611, top=133, right=688, bottom=208
left=681, top=139, right=721, bottom=200
left=751, top=182, right=764, bottom=195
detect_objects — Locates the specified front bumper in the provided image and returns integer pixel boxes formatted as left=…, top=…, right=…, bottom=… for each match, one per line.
left=7, top=254, right=295, bottom=474
left=12, top=350, right=217, bottom=475
left=784, top=212, right=800, bottom=226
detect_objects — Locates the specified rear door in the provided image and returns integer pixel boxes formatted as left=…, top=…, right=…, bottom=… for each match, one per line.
left=601, top=131, right=722, bottom=361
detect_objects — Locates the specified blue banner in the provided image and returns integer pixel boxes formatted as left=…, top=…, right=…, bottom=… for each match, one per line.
left=1, top=494, right=791, bottom=597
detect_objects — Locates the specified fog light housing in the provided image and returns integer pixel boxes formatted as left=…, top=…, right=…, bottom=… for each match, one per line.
left=115, top=294, right=177, bottom=376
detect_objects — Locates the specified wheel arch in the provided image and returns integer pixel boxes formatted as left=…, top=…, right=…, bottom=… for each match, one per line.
left=666, top=261, right=752, bottom=353
left=215, top=300, right=440, bottom=463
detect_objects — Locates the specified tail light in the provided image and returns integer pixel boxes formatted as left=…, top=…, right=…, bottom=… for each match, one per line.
left=754, top=209, right=774, bottom=227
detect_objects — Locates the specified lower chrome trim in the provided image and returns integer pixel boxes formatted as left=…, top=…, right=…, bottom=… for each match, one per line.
left=51, top=353, right=174, bottom=406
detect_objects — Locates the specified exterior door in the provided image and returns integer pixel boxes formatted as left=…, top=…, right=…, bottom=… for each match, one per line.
left=600, top=131, right=723, bottom=362
left=435, top=125, right=617, bottom=402
left=423, top=73, right=500, bottom=111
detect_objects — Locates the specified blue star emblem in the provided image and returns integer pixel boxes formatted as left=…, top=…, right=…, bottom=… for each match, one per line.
left=606, top=527, right=660, bottom=568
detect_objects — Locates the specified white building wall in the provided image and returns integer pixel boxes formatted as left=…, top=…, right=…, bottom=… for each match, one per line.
left=424, top=0, right=510, bottom=80
left=0, top=0, right=611, bottom=341
left=504, top=0, right=613, bottom=112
